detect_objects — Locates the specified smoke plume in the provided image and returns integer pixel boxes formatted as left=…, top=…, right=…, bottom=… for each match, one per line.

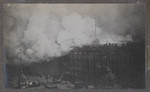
left=3, top=4, right=145, bottom=64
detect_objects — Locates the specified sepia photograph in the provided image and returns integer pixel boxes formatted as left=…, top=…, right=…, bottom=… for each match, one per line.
left=3, top=4, right=146, bottom=89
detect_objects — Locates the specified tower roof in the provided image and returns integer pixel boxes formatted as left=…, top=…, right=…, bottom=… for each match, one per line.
left=93, top=15, right=100, bottom=45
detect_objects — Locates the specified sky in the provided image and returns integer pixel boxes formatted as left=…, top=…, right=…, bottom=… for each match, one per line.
left=3, top=4, right=145, bottom=64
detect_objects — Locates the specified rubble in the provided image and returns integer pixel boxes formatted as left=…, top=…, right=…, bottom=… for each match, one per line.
left=9, top=67, right=118, bottom=89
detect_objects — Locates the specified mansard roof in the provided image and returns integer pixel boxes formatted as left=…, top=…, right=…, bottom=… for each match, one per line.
left=72, top=45, right=102, bottom=52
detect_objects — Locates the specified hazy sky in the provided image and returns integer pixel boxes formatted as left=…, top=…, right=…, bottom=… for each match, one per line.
left=3, top=4, right=145, bottom=64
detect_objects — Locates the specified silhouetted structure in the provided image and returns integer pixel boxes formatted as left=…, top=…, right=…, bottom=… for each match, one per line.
left=60, top=41, right=145, bottom=88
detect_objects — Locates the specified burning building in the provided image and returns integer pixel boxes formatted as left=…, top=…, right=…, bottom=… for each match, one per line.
left=59, top=41, right=145, bottom=88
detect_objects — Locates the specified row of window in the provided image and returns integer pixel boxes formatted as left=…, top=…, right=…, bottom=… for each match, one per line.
left=69, top=53, right=131, bottom=62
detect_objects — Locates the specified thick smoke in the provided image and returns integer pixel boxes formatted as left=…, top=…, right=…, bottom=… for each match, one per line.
left=4, top=4, right=144, bottom=64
